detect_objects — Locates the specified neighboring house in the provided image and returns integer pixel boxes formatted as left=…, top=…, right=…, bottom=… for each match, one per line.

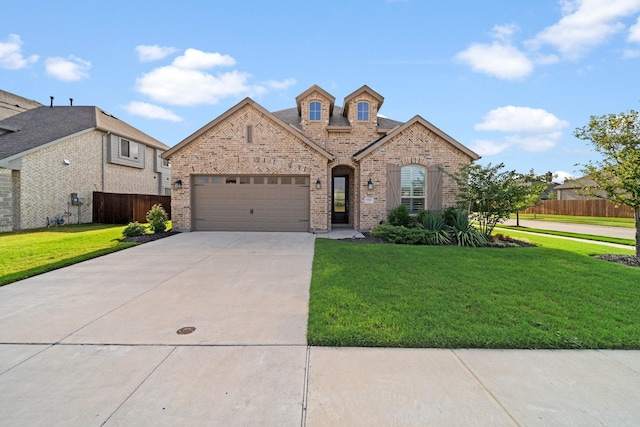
left=0, top=89, right=43, bottom=120
left=555, top=176, right=606, bottom=200
left=0, top=104, right=171, bottom=231
left=163, top=84, right=479, bottom=233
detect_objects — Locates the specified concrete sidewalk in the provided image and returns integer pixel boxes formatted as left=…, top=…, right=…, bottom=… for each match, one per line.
left=1, top=232, right=639, bottom=426
left=503, top=219, right=636, bottom=240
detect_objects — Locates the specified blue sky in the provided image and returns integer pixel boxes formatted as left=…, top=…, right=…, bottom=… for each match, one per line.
left=3, top=0, right=640, bottom=182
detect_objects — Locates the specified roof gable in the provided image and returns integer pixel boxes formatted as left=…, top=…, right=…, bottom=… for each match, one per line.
left=353, top=115, right=480, bottom=161
left=342, top=85, right=384, bottom=117
left=0, top=106, right=168, bottom=161
left=295, top=84, right=335, bottom=116
left=162, top=98, right=334, bottom=160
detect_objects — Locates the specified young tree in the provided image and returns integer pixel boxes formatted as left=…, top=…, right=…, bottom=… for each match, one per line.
left=449, top=162, right=544, bottom=237
left=574, top=109, right=640, bottom=256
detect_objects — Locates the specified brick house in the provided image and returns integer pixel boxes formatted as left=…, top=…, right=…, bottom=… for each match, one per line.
left=163, top=84, right=479, bottom=233
left=0, top=103, right=171, bottom=231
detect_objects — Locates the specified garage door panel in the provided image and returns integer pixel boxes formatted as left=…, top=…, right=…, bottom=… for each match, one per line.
left=193, top=176, right=309, bottom=231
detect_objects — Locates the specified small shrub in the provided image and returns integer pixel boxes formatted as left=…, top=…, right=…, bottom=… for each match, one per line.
left=416, top=212, right=452, bottom=245
left=387, top=204, right=413, bottom=227
left=146, top=204, right=168, bottom=233
left=449, top=211, right=488, bottom=247
left=122, top=222, right=147, bottom=238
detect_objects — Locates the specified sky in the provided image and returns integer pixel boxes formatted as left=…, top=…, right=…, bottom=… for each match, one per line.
left=2, top=0, right=640, bottom=183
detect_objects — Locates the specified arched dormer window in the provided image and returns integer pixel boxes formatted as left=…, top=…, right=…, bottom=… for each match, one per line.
left=309, top=101, right=321, bottom=121
left=357, top=101, right=369, bottom=121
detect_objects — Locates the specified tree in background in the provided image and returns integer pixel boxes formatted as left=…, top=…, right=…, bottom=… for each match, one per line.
left=449, top=162, right=545, bottom=237
left=574, top=109, right=640, bottom=256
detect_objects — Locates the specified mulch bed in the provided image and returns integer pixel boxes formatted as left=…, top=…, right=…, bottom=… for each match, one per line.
left=122, top=231, right=180, bottom=244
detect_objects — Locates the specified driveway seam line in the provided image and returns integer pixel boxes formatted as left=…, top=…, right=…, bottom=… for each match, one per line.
left=301, top=345, right=311, bottom=427
left=451, top=350, right=522, bottom=427
left=101, top=346, right=177, bottom=426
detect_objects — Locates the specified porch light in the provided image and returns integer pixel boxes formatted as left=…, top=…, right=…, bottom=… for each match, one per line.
left=173, top=179, right=183, bottom=190
left=316, top=179, right=321, bottom=190
left=367, top=178, right=374, bottom=190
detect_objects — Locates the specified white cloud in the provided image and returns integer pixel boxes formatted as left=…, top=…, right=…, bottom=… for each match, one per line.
left=470, top=140, right=511, bottom=156
left=456, top=42, right=533, bottom=80
left=456, top=24, right=534, bottom=80
left=45, top=56, right=91, bottom=81
left=474, top=106, right=569, bottom=154
left=529, top=0, right=640, bottom=59
left=0, top=34, right=39, bottom=70
left=124, top=101, right=182, bottom=122
left=263, top=78, right=297, bottom=90
left=629, top=16, right=640, bottom=42
left=475, top=106, right=569, bottom=133
left=553, top=170, right=575, bottom=183
left=135, top=45, right=178, bottom=62
left=172, top=48, right=235, bottom=70
left=622, top=48, right=640, bottom=58
left=134, top=48, right=294, bottom=107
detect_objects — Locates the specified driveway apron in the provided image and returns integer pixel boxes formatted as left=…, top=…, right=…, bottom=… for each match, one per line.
left=0, top=232, right=314, bottom=426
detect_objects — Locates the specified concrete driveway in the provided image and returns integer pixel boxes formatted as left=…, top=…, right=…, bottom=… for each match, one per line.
left=1, top=232, right=640, bottom=426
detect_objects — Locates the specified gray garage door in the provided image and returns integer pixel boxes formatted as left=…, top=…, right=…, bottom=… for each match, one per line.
left=193, top=175, right=310, bottom=231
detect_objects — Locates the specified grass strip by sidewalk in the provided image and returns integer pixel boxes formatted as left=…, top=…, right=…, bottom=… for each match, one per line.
left=308, top=234, right=639, bottom=349
left=0, top=224, right=137, bottom=286
left=496, top=225, right=635, bottom=246
left=516, top=214, right=635, bottom=228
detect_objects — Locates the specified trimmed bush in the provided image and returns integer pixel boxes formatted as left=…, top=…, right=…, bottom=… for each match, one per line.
left=146, top=204, right=168, bottom=233
left=387, top=204, right=413, bottom=227
left=122, top=222, right=147, bottom=238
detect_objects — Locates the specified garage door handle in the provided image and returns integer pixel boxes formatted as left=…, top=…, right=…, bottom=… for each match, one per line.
left=250, top=209, right=254, bottom=215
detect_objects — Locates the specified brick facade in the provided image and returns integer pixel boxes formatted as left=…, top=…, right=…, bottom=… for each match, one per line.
left=165, top=85, right=479, bottom=232
left=2, top=130, right=168, bottom=230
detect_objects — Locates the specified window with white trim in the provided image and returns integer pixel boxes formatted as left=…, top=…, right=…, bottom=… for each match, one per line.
left=357, top=102, right=369, bottom=121
left=120, top=139, right=139, bottom=159
left=401, top=165, right=425, bottom=214
left=309, top=101, right=321, bottom=121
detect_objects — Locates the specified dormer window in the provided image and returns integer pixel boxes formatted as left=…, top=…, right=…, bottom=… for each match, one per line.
left=309, top=101, right=322, bottom=121
left=357, top=102, right=370, bottom=121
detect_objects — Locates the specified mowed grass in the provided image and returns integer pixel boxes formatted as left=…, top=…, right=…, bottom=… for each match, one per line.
left=517, top=213, right=635, bottom=228
left=308, top=233, right=640, bottom=349
left=0, top=224, right=136, bottom=286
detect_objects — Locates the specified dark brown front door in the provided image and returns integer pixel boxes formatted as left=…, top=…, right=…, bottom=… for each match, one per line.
left=332, top=175, right=349, bottom=224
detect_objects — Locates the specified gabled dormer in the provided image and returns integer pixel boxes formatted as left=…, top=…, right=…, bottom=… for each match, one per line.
left=295, top=85, right=335, bottom=143
left=342, top=85, right=384, bottom=135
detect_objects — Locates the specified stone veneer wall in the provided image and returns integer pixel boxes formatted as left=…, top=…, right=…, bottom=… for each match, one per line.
left=356, top=122, right=473, bottom=231
left=170, top=104, right=330, bottom=231
left=0, top=168, right=12, bottom=232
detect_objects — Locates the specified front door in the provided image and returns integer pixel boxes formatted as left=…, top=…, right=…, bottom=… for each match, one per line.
left=332, top=175, right=349, bottom=224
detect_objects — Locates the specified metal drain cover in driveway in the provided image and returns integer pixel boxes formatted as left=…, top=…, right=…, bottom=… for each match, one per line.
left=176, top=326, right=196, bottom=335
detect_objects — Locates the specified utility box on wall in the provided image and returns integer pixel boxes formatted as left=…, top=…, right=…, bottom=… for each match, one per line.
left=70, top=193, right=84, bottom=206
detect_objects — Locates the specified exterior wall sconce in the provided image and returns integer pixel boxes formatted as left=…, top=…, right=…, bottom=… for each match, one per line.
left=367, top=179, right=374, bottom=190
left=173, top=179, right=183, bottom=190
left=316, top=179, right=321, bottom=189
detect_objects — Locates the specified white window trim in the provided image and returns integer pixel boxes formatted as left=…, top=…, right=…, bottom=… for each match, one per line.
left=357, top=101, right=370, bottom=121
left=309, top=101, right=322, bottom=121
left=401, top=165, right=426, bottom=214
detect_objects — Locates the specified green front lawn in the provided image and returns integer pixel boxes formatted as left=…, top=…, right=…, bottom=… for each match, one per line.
left=0, top=224, right=137, bottom=286
left=516, top=214, right=635, bottom=228
left=307, top=233, right=640, bottom=349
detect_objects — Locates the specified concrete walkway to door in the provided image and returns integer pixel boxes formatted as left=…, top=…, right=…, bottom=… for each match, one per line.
left=1, top=232, right=639, bottom=426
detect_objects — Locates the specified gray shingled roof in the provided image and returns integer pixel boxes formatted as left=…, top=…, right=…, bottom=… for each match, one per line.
left=0, top=90, right=43, bottom=121
left=271, top=105, right=403, bottom=130
left=0, top=106, right=168, bottom=161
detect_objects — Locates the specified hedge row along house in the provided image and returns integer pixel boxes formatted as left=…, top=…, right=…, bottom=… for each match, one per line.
left=163, top=84, right=480, bottom=233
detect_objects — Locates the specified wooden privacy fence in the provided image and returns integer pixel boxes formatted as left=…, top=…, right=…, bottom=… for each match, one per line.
left=523, top=199, right=634, bottom=218
left=93, top=192, right=171, bottom=224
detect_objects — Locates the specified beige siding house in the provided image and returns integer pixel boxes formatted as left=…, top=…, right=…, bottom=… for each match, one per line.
left=163, top=84, right=479, bottom=233
left=0, top=104, right=171, bottom=231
